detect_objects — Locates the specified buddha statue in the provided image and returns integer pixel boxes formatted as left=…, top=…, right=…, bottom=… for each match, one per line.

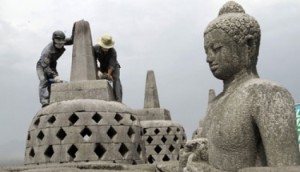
left=184, top=1, right=300, bottom=172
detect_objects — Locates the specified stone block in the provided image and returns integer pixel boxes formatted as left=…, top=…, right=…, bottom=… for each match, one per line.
left=38, top=115, right=48, bottom=129
left=34, top=145, right=49, bottom=164
left=26, top=131, right=34, bottom=148
left=147, top=154, right=172, bottom=163
left=131, top=143, right=144, bottom=159
left=74, top=143, right=98, bottom=162
left=145, top=144, right=170, bottom=155
left=39, top=99, right=134, bottom=115
left=47, top=113, right=72, bottom=128
left=72, top=112, right=97, bottom=126
left=59, top=144, right=74, bottom=162
left=238, top=166, right=300, bottom=172
left=113, top=159, right=134, bottom=164
left=129, top=126, right=143, bottom=143
left=101, top=143, right=123, bottom=160
left=110, top=126, right=133, bottom=143
left=143, top=135, right=175, bottom=145
left=61, top=126, right=83, bottom=144
left=134, top=159, right=147, bottom=164
left=29, top=116, right=42, bottom=131
left=23, top=167, right=81, bottom=172
left=24, top=147, right=34, bottom=164
left=40, top=128, right=61, bottom=145
left=134, top=108, right=171, bottom=121
left=33, top=129, right=45, bottom=146
left=99, top=112, right=129, bottom=126
left=95, top=125, right=114, bottom=143
left=48, top=144, right=63, bottom=163
left=50, top=80, right=115, bottom=103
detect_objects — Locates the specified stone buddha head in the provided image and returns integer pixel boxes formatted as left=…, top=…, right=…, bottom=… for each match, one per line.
left=204, top=1, right=261, bottom=80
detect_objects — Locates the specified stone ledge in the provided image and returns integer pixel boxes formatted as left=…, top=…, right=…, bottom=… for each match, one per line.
left=50, top=80, right=115, bottom=103
left=238, top=166, right=300, bottom=172
left=0, top=162, right=156, bottom=172
left=134, top=108, right=171, bottom=121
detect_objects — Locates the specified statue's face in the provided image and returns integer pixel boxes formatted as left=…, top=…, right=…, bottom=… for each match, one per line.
left=204, top=29, right=246, bottom=80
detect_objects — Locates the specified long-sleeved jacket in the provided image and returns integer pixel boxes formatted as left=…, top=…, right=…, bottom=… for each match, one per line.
left=93, top=45, right=120, bottom=73
left=37, top=39, right=72, bottom=78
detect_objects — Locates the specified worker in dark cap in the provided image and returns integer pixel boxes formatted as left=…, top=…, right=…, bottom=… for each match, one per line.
left=36, top=30, right=73, bottom=107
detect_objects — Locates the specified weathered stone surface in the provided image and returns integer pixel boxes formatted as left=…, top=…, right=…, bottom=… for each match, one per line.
left=50, top=80, right=115, bottom=103
left=178, top=138, right=208, bottom=172
left=39, top=99, right=133, bottom=115
left=134, top=108, right=171, bottom=121
left=141, top=120, right=185, bottom=129
left=0, top=162, right=157, bottom=172
left=25, top=100, right=145, bottom=165
left=238, top=166, right=300, bottom=172
left=141, top=120, right=186, bottom=164
left=22, top=168, right=81, bottom=172
left=144, top=70, right=160, bottom=108
left=188, top=1, right=300, bottom=171
left=70, top=20, right=97, bottom=81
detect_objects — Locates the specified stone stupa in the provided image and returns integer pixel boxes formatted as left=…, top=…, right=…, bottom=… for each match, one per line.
left=21, top=20, right=186, bottom=172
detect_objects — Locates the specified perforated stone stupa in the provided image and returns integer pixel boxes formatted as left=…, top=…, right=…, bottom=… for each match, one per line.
left=136, top=70, right=186, bottom=164
left=24, top=20, right=186, bottom=169
left=25, top=20, right=145, bottom=165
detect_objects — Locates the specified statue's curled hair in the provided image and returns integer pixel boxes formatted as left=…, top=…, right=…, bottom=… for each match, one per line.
left=205, top=1, right=261, bottom=47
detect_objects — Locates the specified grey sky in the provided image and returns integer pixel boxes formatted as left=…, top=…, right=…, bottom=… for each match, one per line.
left=0, top=0, right=300, bottom=164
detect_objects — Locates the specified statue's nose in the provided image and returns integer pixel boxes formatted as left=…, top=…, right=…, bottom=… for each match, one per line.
left=206, top=51, right=214, bottom=63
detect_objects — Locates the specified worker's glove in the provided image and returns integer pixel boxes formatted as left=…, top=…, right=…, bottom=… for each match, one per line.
left=107, top=74, right=113, bottom=81
left=97, top=71, right=103, bottom=79
left=54, top=76, right=61, bottom=83
left=98, top=72, right=113, bottom=81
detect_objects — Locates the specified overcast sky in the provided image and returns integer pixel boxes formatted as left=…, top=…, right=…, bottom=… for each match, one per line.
left=0, top=0, right=300, bottom=164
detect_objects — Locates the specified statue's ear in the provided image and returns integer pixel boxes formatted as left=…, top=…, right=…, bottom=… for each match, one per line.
left=246, top=35, right=256, bottom=57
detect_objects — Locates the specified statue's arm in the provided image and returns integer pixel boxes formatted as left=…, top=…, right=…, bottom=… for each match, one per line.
left=254, top=86, right=300, bottom=166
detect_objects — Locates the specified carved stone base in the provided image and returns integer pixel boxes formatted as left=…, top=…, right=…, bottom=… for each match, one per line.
left=50, top=80, right=115, bottom=104
left=25, top=100, right=145, bottom=165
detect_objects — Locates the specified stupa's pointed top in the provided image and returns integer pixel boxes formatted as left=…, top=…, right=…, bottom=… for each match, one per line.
left=144, top=70, right=160, bottom=108
left=70, top=20, right=97, bottom=81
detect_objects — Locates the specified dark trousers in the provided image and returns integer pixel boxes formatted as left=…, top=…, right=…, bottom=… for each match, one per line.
left=112, top=67, right=123, bottom=102
left=36, top=65, right=50, bottom=106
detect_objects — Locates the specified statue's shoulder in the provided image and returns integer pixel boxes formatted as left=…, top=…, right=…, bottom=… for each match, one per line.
left=243, top=78, right=293, bottom=99
left=245, top=78, right=284, bottom=86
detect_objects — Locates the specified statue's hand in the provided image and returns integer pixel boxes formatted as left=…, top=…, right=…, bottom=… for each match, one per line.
left=185, top=138, right=208, bottom=162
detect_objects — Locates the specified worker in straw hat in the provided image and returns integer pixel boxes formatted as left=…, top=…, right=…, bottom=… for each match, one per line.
left=93, top=33, right=122, bottom=102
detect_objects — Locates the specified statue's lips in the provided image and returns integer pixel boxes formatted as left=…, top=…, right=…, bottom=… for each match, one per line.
left=210, top=64, right=218, bottom=71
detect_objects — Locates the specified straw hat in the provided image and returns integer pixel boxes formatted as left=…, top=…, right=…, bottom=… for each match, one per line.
left=97, top=34, right=115, bottom=48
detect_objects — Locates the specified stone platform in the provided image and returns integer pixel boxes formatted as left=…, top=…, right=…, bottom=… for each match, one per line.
left=50, top=80, right=115, bottom=103
left=134, top=108, right=171, bottom=121
left=0, top=162, right=157, bottom=172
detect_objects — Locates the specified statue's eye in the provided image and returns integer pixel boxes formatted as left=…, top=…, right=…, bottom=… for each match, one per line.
left=213, top=44, right=222, bottom=52
left=204, top=47, right=208, bottom=54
